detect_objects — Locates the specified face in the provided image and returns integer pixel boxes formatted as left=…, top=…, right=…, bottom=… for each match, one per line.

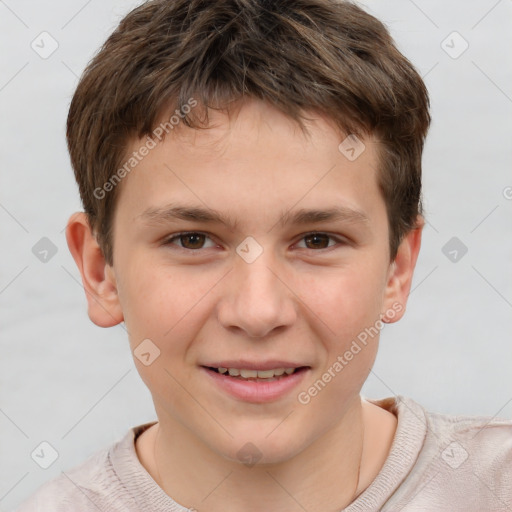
left=103, top=99, right=409, bottom=463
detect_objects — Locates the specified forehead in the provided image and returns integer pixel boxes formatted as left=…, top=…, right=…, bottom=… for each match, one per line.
left=114, top=99, right=384, bottom=232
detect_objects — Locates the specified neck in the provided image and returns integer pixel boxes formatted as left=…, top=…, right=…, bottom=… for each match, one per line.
left=137, top=397, right=373, bottom=512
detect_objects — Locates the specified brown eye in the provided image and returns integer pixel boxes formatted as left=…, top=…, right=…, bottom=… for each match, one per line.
left=295, top=232, right=346, bottom=251
left=303, top=233, right=331, bottom=249
left=180, top=233, right=206, bottom=249
left=164, top=232, right=216, bottom=250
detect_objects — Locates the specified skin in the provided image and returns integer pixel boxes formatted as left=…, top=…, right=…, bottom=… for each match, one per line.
left=66, top=98, right=423, bottom=512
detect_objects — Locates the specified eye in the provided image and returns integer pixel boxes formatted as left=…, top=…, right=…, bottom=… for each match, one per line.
left=163, top=232, right=217, bottom=250
left=295, top=232, right=345, bottom=250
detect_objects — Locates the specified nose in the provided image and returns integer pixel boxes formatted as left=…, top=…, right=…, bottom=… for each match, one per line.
left=216, top=250, right=297, bottom=338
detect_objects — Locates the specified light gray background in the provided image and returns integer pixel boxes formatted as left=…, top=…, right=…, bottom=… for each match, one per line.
left=1, top=0, right=511, bottom=509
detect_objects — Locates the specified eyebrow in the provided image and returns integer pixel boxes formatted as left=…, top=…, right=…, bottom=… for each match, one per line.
left=279, top=206, right=370, bottom=227
left=138, top=203, right=370, bottom=230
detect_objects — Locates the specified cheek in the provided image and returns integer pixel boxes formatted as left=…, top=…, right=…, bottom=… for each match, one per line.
left=118, top=261, right=177, bottom=334
left=118, top=261, right=226, bottom=353
left=292, top=263, right=384, bottom=401
left=296, top=270, right=381, bottom=413
left=296, top=263, right=385, bottom=341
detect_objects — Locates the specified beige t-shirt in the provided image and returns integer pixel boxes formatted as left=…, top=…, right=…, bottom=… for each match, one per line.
left=15, top=396, right=512, bottom=511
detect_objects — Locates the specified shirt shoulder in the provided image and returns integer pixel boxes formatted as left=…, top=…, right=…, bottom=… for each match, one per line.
left=384, top=396, right=512, bottom=511
left=15, top=429, right=142, bottom=512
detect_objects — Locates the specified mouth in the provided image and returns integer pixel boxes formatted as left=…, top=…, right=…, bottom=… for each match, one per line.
left=203, top=366, right=309, bottom=382
left=200, top=364, right=311, bottom=403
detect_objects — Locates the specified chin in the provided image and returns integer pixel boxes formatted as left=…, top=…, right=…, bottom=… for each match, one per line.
left=214, top=430, right=307, bottom=467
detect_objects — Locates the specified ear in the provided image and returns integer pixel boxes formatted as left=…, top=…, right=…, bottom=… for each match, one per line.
left=381, top=216, right=424, bottom=323
left=65, top=212, right=123, bottom=327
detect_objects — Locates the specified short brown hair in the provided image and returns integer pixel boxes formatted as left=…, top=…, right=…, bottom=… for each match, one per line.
left=67, top=0, right=430, bottom=265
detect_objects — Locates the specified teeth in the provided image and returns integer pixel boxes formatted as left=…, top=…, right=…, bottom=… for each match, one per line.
left=256, top=369, right=276, bottom=379
left=218, top=367, right=297, bottom=378
left=240, top=369, right=258, bottom=378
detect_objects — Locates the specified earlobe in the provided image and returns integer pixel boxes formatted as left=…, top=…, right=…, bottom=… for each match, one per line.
left=65, top=212, right=124, bottom=327
left=381, top=216, right=424, bottom=323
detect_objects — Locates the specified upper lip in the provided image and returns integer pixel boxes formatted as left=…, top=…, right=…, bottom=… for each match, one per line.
left=201, top=360, right=310, bottom=371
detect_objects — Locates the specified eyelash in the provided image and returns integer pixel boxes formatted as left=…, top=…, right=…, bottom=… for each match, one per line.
left=162, top=231, right=348, bottom=252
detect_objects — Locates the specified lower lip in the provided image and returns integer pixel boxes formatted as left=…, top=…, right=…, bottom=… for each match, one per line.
left=201, top=367, right=310, bottom=403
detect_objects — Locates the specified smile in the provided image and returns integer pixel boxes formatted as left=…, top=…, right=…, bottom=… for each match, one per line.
left=201, top=365, right=310, bottom=403
left=211, top=367, right=299, bottom=380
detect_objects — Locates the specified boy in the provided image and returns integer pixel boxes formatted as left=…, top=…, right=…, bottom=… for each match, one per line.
left=17, top=0, right=511, bottom=510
